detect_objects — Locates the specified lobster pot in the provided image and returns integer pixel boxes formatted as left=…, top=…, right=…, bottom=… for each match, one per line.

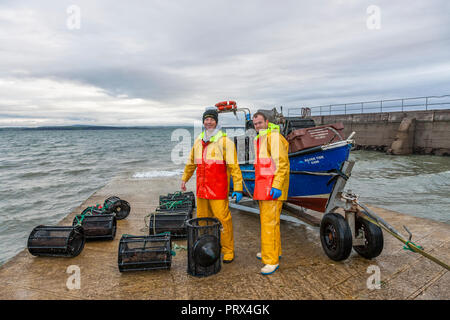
left=27, top=225, right=85, bottom=257
left=156, top=203, right=193, bottom=219
left=104, top=196, right=131, bottom=220
left=186, top=218, right=222, bottom=277
left=160, top=191, right=196, bottom=208
left=118, top=234, right=172, bottom=272
left=72, top=214, right=116, bottom=241
left=149, top=213, right=189, bottom=238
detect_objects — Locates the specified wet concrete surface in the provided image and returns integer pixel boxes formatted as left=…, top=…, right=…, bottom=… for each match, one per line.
left=0, top=176, right=448, bottom=300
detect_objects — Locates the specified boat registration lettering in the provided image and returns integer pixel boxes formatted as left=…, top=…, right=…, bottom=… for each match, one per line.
left=304, top=155, right=324, bottom=164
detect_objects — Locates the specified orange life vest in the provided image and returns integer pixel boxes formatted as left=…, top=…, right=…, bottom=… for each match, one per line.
left=195, top=130, right=229, bottom=199
left=253, top=123, right=280, bottom=200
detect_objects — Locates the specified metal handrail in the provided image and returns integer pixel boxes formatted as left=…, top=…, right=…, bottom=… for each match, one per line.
left=287, top=94, right=450, bottom=116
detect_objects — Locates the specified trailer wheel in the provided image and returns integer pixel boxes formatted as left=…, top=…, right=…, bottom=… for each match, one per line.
left=353, top=214, right=384, bottom=259
left=320, top=213, right=353, bottom=261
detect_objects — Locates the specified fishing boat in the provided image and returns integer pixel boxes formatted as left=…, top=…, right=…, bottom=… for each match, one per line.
left=215, top=100, right=354, bottom=214
left=215, top=100, right=385, bottom=262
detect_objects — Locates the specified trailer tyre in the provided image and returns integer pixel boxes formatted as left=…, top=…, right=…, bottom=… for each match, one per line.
left=353, top=214, right=384, bottom=259
left=320, top=212, right=353, bottom=261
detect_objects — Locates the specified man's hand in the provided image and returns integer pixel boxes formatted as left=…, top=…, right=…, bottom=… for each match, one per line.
left=181, top=181, right=187, bottom=191
left=231, top=191, right=243, bottom=203
left=269, top=188, right=282, bottom=200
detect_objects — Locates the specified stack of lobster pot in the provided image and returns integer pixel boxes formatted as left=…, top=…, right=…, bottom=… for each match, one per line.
left=148, top=192, right=195, bottom=238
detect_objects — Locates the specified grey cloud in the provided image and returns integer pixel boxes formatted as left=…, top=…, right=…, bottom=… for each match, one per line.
left=0, top=0, right=449, bottom=126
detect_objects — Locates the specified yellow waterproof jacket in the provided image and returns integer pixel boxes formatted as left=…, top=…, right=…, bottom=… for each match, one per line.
left=254, top=123, right=290, bottom=201
left=182, top=130, right=243, bottom=199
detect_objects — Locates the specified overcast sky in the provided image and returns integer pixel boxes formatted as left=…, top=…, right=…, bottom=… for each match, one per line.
left=0, top=0, right=449, bottom=127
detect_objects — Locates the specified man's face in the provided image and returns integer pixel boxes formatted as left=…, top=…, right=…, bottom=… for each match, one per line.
left=252, top=115, right=268, bottom=133
left=203, top=117, right=217, bottom=131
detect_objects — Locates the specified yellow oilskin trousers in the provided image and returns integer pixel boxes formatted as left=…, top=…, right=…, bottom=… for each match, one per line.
left=259, top=200, right=283, bottom=265
left=196, top=197, right=234, bottom=261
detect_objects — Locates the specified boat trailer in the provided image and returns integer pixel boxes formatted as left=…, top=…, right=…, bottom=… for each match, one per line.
left=230, top=160, right=450, bottom=270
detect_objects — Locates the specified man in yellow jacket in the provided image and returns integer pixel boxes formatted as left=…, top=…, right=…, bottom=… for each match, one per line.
left=252, top=112, right=290, bottom=275
left=181, top=108, right=243, bottom=263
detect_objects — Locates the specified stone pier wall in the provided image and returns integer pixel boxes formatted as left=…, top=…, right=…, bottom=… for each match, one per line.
left=311, top=110, right=450, bottom=155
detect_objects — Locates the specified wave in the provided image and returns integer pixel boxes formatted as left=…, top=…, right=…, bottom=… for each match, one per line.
left=65, top=168, right=91, bottom=175
left=19, top=171, right=51, bottom=178
left=121, top=159, right=149, bottom=165
left=132, top=169, right=184, bottom=179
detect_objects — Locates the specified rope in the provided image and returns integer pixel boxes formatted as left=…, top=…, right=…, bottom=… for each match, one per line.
left=141, top=212, right=155, bottom=233
left=161, top=198, right=192, bottom=206
left=74, top=215, right=85, bottom=226
left=172, top=243, right=187, bottom=257
left=242, top=178, right=254, bottom=200
left=171, top=191, right=182, bottom=199
left=358, top=209, right=450, bottom=271
left=403, top=241, right=424, bottom=252
left=173, top=243, right=187, bottom=251
left=75, top=205, right=97, bottom=226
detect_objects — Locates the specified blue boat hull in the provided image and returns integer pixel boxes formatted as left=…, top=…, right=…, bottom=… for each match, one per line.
left=238, top=143, right=351, bottom=213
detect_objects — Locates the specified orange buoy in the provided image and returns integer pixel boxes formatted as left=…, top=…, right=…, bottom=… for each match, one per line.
left=215, top=100, right=237, bottom=108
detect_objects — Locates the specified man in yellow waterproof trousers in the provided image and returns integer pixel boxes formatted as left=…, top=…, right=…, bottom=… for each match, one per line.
left=252, top=112, right=290, bottom=275
left=181, top=108, right=243, bottom=263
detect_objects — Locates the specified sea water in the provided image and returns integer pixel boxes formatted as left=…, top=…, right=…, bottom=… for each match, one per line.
left=0, top=128, right=449, bottom=265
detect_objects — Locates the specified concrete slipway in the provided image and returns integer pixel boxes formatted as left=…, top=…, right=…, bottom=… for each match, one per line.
left=0, top=176, right=448, bottom=300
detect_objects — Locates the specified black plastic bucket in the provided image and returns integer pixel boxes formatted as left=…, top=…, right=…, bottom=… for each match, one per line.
left=104, top=196, right=131, bottom=220
left=72, top=214, right=116, bottom=241
left=118, top=234, right=172, bottom=272
left=148, top=213, right=189, bottom=238
left=27, top=225, right=85, bottom=257
left=186, top=217, right=222, bottom=277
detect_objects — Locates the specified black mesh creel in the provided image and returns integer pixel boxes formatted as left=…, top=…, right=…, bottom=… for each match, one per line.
left=72, top=214, right=116, bottom=241
left=149, top=213, right=189, bottom=239
left=118, top=234, right=172, bottom=272
left=27, top=225, right=85, bottom=257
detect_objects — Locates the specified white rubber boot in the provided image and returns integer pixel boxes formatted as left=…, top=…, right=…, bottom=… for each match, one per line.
left=261, top=264, right=279, bottom=275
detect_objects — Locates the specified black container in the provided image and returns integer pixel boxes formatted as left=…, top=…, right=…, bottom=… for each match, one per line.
left=186, top=217, right=222, bottom=277
left=27, top=225, right=85, bottom=257
left=160, top=191, right=196, bottom=208
left=72, top=214, right=116, bottom=241
left=118, top=234, right=172, bottom=272
left=104, top=196, right=131, bottom=220
left=148, top=213, right=189, bottom=238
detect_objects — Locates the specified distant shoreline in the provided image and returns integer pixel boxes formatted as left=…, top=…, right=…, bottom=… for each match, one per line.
left=0, top=125, right=192, bottom=131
